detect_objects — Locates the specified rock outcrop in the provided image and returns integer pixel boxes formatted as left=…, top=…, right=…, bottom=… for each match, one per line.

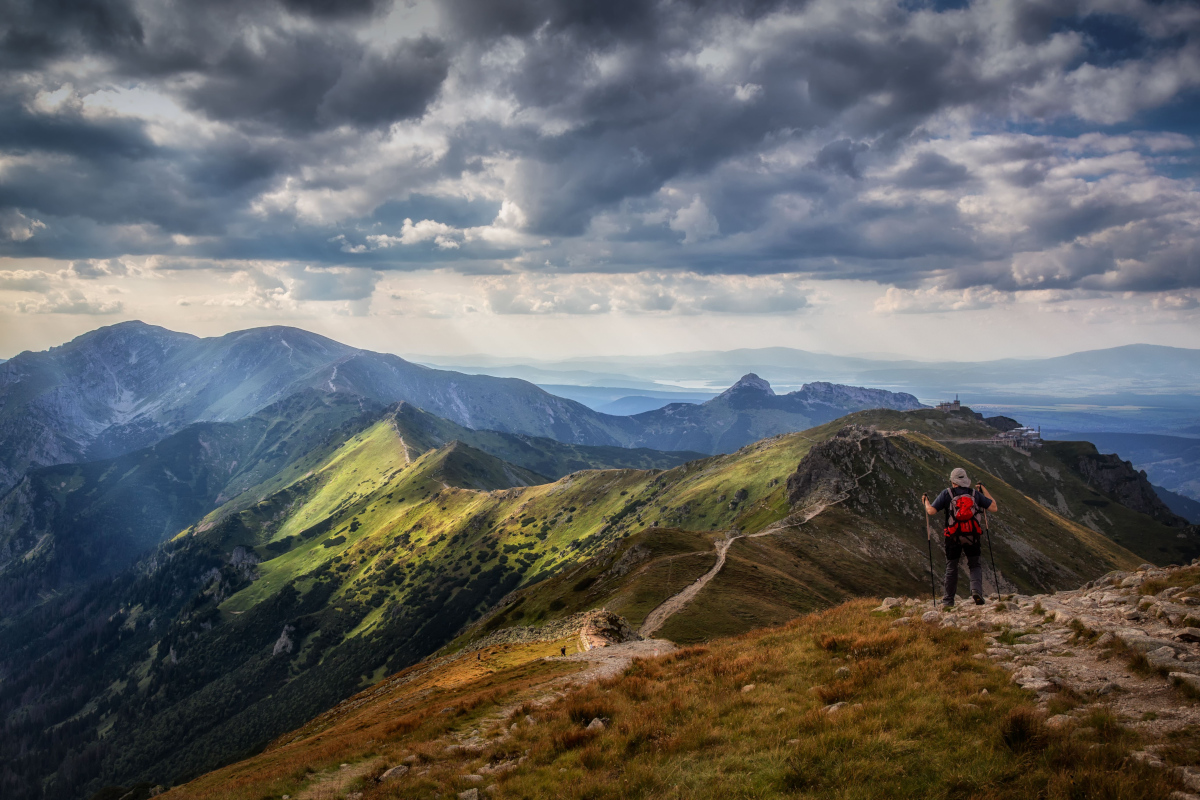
left=786, top=425, right=900, bottom=509
left=1073, top=450, right=1190, bottom=528
left=467, top=610, right=640, bottom=652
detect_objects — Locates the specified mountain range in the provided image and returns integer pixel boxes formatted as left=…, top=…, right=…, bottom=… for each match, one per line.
left=2, top=322, right=1196, bottom=800
left=422, top=343, right=1200, bottom=398
left=423, top=343, right=1200, bottom=437
left=0, top=323, right=923, bottom=495
left=1, top=399, right=1194, bottom=799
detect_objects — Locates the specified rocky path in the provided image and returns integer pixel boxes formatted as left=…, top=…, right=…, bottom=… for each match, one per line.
left=879, top=560, right=1200, bottom=799
left=549, top=638, right=677, bottom=684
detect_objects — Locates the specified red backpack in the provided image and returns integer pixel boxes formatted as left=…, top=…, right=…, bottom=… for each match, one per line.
left=944, top=488, right=982, bottom=538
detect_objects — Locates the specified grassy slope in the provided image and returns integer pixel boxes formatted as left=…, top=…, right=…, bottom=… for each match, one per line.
left=388, top=403, right=706, bottom=479
left=10, top=407, right=1171, bottom=798
left=447, top=418, right=1144, bottom=650
left=163, top=601, right=1176, bottom=800
left=0, top=391, right=379, bottom=612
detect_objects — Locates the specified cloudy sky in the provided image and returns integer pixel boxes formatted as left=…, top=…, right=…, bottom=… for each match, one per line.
left=1, top=0, right=1199, bottom=360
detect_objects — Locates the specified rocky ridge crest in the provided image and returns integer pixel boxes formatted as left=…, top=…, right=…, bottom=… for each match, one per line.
left=878, top=560, right=1200, bottom=798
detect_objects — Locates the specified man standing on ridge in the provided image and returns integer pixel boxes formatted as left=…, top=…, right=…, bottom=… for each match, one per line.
left=923, top=468, right=998, bottom=608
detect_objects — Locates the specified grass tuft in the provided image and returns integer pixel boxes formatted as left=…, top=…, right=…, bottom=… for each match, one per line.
left=1001, top=706, right=1048, bottom=754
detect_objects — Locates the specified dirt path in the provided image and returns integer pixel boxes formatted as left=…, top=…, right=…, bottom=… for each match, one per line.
left=387, top=418, right=412, bottom=465
left=549, top=638, right=678, bottom=683
left=638, top=456, right=877, bottom=637
left=296, top=759, right=381, bottom=800
left=640, top=537, right=736, bottom=636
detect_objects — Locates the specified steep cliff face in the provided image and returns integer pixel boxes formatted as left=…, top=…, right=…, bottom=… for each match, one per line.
left=786, top=425, right=888, bottom=508
left=1072, top=449, right=1190, bottom=528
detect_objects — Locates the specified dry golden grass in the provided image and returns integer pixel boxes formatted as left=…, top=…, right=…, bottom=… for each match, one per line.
left=164, top=600, right=1182, bottom=800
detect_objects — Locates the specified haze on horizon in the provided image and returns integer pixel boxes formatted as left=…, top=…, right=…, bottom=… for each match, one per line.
left=1, top=0, right=1199, bottom=361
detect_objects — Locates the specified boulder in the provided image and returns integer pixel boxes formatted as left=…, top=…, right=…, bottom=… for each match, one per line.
left=379, top=765, right=409, bottom=781
left=1172, top=672, right=1200, bottom=692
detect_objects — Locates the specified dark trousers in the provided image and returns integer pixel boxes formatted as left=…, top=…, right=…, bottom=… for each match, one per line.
left=943, top=536, right=982, bottom=606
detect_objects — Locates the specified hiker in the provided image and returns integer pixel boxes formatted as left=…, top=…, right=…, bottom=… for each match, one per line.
left=923, top=467, right=998, bottom=608
left=560, top=646, right=566, bottom=656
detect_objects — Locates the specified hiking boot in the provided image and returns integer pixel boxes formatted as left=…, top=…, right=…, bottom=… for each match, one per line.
left=973, top=594, right=984, bottom=606
left=941, top=601, right=954, bottom=609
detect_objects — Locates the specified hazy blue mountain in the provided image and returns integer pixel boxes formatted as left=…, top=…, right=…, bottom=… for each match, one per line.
left=427, top=344, right=1200, bottom=437
left=0, top=322, right=631, bottom=492
left=615, top=374, right=925, bottom=453
left=536, top=384, right=716, bottom=410
left=596, top=395, right=695, bottom=415
left=0, top=322, right=357, bottom=491
left=421, top=344, right=1200, bottom=397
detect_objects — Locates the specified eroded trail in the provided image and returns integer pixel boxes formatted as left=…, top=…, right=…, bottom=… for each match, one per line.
left=633, top=455, right=878, bottom=638
left=640, top=536, right=736, bottom=637
left=639, top=455, right=877, bottom=637
left=387, top=418, right=413, bottom=465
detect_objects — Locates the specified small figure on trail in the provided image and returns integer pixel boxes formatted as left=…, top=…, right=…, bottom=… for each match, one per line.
left=476, top=652, right=481, bottom=661
left=923, top=468, right=998, bottom=608
left=560, top=646, right=566, bottom=656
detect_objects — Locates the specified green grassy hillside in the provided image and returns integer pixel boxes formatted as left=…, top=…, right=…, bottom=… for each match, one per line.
left=387, top=402, right=705, bottom=479
left=0, top=390, right=380, bottom=614
left=446, top=421, right=1146, bottom=653
left=0, top=407, right=1168, bottom=800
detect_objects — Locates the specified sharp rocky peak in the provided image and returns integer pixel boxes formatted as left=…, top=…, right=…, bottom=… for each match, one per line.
left=718, top=373, right=776, bottom=399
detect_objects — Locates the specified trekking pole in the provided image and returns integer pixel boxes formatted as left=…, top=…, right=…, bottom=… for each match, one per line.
left=982, top=505, right=1000, bottom=603
left=922, top=494, right=937, bottom=608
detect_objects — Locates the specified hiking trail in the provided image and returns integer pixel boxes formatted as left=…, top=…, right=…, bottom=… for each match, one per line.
left=879, top=560, right=1200, bottom=797
left=639, top=453, right=877, bottom=637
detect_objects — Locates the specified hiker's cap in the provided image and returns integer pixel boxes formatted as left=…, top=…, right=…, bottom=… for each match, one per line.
left=950, top=468, right=971, bottom=487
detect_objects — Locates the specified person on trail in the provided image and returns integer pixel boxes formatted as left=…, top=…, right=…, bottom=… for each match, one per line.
left=923, top=467, right=998, bottom=608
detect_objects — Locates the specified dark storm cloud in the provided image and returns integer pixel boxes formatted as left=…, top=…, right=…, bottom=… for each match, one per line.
left=895, top=152, right=972, bottom=189
left=184, top=32, right=448, bottom=131
left=0, top=0, right=1198, bottom=300
left=0, top=0, right=144, bottom=68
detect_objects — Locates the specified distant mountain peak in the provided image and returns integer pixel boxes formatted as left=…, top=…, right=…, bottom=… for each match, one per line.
left=718, top=373, right=776, bottom=399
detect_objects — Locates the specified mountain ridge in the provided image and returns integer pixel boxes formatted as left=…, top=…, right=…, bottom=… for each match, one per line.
left=1, top=406, right=1183, bottom=800
left=0, top=324, right=928, bottom=494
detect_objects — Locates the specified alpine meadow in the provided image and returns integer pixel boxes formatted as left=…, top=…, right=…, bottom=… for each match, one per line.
left=2, top=1, right=1200, bottom=799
